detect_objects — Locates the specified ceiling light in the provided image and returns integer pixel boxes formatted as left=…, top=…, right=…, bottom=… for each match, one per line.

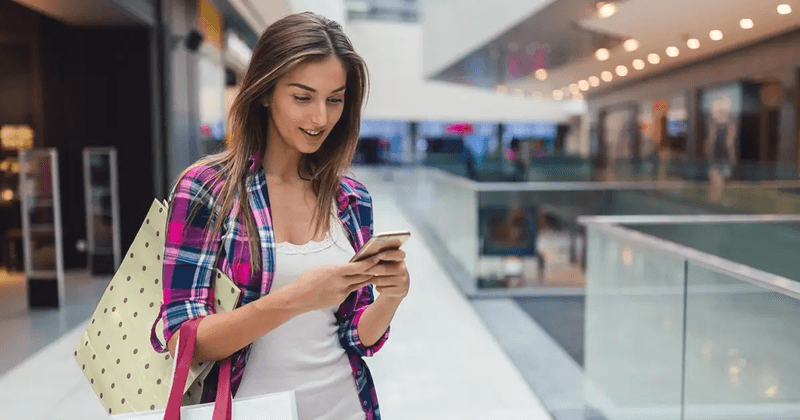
left=777, top=4, right=792, bottom=14
left=710, top=30, right=724, bottom=41
left=535, top=69, right=548, bottom=81
left=624, top=39, right=640, bottom=52
left=553, top=90, right=565, bottom=100
left=632, top=59, right=645, bottom=70
left=579, top=80, right=590, bottom=91
left=589, top=76, right=600, bottom=87
left=496, top=85, right=509, bottom=94
left=647, top=53, right=661, bottom=64
left=666, top=46, right=680, bottom=57
left=573, top=92, right=585, bottom=101
left=601, top=71, right=613, bottom=82
left=740, top=19, right=754, bottom=29
left=595, top=48, right=611, bottom=61
left=687, top=38, right=701, bottom=49
left=597, top=2, right=617, bottom=18
left=569, top=83, right=580, bottom=94
left=616, top=65, right=628, bottom=77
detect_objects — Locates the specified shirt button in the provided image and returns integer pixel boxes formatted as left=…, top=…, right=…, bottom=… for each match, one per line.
left=362, top=401, right=368, bottom=406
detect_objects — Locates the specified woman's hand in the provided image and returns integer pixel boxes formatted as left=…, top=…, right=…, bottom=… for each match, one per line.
left=282, top=258, right=381, bottom=312
left=365, top=249, right=410, bottom=299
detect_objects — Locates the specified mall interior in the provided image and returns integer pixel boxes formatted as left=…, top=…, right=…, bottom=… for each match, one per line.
left=1, top=0, right=800, bottom=419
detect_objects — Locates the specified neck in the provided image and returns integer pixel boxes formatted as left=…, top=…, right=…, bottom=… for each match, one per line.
left=263, top=121, right=304, bottom=184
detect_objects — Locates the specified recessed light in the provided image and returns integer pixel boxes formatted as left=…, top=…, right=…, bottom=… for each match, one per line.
left=632, top=59, right=645, bottom=70
left=598, top=2, right=617, bottom=18
left=579, top=80, right=590, bottom=91
left=589, top=76, right=601, bottom=87
left=687, top=38, right=701, bottom=49
left=777, top=4, right=792, bottom=15
left=569, top=83, right=580, bottom=94
left=535, top=69, right=548, bottom=81
left=553, top=90, right=565, bottom=100
left=616, top=65, right=628, bottom=77
left=573, top=92, right=585, bottom=101
left=601, top=71, right=614, bottom=82
left=740, top=19, right=754, bottom=29
left=624, top=39, right=640, bottom=52
left=648, top=53, right=661, bottom=64
left=710, top=30, right=723, bottom=41
left=595, top=48, right=611, bottom=61
left=666, top=46, right=680, bottom=57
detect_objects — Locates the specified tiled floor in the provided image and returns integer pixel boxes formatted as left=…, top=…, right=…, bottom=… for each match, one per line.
left=0, top=172, right=553, bottom=419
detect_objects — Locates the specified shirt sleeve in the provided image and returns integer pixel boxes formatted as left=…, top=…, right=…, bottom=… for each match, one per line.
left=336, top=182, right=390, bottom=357
left=337, top=285, right=391, bottom=357
left=154, top=167, right=222, bottom=352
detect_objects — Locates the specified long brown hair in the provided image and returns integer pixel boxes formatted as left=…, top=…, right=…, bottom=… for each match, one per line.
left=174, top=12, right=369, bottom=271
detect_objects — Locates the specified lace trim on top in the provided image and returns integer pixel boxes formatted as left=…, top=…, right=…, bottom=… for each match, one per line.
left=276, top=232, right=334, bottom=255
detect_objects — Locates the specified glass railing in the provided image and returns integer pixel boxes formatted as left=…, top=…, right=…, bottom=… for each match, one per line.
left=381, top=165, right=800, bottom=297
left=583, top=218, right=800, bottom=420
left=423, top=155, right=800, bottom=184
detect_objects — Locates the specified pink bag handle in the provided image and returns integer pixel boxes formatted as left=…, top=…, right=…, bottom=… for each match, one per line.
left=164, top=318, right=232, bottom=420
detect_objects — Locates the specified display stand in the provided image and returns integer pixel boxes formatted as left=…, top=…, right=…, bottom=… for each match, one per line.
left=19, top=148, right=65, bottom=308
left=83, top=147, right=121, bottom=275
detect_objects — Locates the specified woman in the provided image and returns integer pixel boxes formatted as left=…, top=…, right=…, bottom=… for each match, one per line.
left=150, top=12, right=409, bottom=420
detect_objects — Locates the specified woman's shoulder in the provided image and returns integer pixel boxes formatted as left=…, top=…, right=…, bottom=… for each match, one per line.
left=173, top=159, right=227, bottom=204
left=339, top=175, right=372, bottom=204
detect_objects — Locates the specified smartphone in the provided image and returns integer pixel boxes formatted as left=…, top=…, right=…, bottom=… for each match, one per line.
left=350, top=231, right=411, bottom=262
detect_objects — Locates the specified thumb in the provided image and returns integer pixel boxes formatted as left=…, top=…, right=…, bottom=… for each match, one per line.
left=342, top=256, right=380, bottom=275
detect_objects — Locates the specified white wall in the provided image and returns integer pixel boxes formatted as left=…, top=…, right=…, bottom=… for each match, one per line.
left=346, top=20, right=584, bottom=122
left=421, top=0, right=556, bottom=78
left=289, top=0, right=346, bottom=27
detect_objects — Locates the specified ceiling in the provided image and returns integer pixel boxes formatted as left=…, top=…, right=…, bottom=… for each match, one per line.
left=432, top=0, right=800, bottom=101
left=11, top=0, right=152, bottom=26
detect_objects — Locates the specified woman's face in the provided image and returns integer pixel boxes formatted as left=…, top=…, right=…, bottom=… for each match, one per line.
left=263, top=56, right=348, bottom=155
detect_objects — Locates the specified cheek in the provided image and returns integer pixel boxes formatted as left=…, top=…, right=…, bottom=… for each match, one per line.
left=273, top=103, right=304, bottom=132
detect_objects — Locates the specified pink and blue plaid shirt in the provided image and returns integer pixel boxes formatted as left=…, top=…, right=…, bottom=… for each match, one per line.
left=150, top=153, right=390, bottom=419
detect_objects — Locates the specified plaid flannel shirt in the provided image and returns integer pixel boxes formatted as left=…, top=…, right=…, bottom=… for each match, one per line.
left=150, top=154, right=390, bottom=419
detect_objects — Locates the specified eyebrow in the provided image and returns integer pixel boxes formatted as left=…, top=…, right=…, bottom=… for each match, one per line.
left=288, top=83, right=346, bottom=94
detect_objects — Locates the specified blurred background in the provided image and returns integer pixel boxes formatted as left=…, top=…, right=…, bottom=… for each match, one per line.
left=2, top=0, right=800, bottom=419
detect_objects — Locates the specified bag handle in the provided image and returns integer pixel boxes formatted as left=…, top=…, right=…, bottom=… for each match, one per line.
left=164, top=318, right=232, bottom=420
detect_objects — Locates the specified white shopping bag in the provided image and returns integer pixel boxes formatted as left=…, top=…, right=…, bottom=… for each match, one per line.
left=111, top=392, right=299, bottom=420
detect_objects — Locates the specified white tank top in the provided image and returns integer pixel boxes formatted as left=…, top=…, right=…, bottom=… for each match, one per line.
left=235, top=217, right=366, bottom=420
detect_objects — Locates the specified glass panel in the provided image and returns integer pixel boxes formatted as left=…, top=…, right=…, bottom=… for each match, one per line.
left=583, top=227, right=685, bottom=420
left=625, top=223, right=800, bottom=282
left=684, top=262, right=800, bottom=419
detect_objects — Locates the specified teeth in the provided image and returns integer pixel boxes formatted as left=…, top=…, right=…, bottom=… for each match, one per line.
left=302, top=129, right=321, bottom=136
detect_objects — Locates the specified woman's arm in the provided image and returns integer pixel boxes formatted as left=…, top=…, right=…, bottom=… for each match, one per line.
left=357, top=294, right=402, bottom=347
left=167, top=288, right=305, bottom=361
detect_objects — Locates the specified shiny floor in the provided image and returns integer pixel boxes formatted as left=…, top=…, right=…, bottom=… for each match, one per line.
left=0, top=171, right=553, bottom=419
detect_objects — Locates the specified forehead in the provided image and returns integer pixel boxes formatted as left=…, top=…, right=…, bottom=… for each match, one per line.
left=281, top=56, right=347, bottom=93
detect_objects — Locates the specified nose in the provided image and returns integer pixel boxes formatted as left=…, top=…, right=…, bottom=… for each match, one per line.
left=310, top=100, right=328, bottom=128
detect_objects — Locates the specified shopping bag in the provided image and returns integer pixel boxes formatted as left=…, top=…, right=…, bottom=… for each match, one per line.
left=74, top=198, right=241, bottom=416
left=111, top=319, right=298, bottom=420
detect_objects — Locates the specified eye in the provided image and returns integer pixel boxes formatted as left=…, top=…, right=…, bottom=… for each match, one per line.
left=328, top=98, right=344, bottom=104
left=293, top=96, right=311, bottom=102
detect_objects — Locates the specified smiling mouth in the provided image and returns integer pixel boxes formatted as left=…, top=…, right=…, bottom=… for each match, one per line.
left=300, top=128, right=323, bottom=137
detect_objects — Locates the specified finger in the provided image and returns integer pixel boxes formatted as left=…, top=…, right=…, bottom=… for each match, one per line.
left=346, top=279, right=374, bottom=294
left=376, top=249, right=405, bottom=262
left=342, top=273, right=373, bottom=285
left=365, top=261, right=404, bottom=277
left=369, top=275, right=402, bottom=287
left=341, top=257, right=381, bottom=275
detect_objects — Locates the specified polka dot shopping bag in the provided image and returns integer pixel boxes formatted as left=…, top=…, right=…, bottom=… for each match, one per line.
left=74, top=199, right=241, bottom=416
